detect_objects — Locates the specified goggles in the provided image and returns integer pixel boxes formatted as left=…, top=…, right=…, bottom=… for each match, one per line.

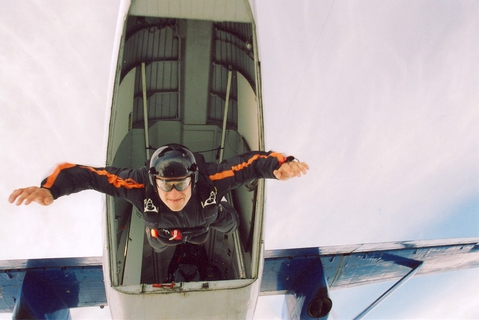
left=156, top=176, right=192, bottom=192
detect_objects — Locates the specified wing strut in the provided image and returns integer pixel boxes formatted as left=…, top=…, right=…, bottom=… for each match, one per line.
left=354, top=261, right=423, bottom=320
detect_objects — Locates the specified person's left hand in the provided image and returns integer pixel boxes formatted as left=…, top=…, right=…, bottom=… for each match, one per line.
left=273, top=161, right=309, bottom=181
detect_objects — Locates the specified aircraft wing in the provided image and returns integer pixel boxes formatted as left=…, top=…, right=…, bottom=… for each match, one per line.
left=2, top=238, right=478, bottom=319
left=260, top=237, right=479, bottom=294
left=0, top=257, right=105, bottom=314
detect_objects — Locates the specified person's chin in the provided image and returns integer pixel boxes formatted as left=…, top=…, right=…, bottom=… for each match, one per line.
left=167, top=199, right=185, bottom=211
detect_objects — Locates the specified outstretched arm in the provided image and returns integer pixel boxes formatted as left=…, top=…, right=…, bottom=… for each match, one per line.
left=207, top=151, right=309, bottom=192
left=8, top=163, right=147, bottom=207
left=9, top=187, right=54, bottom=206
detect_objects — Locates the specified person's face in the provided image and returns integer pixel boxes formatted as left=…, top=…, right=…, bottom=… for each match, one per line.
left=156, top=176, right=192, bottom=212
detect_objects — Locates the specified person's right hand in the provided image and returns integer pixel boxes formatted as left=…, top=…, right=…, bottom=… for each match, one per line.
left=8, top=187, right=54, bottom=206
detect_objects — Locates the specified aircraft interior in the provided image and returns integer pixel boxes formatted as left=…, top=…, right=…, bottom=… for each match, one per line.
left=105, top=15, right=264, bottom=288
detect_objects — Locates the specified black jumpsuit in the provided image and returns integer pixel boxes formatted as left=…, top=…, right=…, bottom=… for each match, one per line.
left=41, top=151, right=288, bottom=252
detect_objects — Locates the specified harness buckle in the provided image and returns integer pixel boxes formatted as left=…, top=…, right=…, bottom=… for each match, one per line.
left=169, top=229, right=183, bottom=241
left=150, top=228, right=159, bottom=238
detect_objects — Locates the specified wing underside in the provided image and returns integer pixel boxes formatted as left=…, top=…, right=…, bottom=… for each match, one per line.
left=2, top=238, right=478, bottom=318
left=261, top=237, right=479, bottom=295
left=260, top=238, right=479, bottom=319
left=0, top=257, right=105, bottom=314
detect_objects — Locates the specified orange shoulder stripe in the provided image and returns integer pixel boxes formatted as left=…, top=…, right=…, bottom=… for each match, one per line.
left=209, top=152, right=286, bottom=181
left=82, top=166, right=144, bottom=189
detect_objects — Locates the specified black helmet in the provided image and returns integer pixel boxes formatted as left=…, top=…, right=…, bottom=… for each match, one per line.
left=149, top=144, right=198, bottom=189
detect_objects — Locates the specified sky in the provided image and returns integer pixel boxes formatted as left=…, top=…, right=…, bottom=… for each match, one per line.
left=1, top=0, right=478, bottom=319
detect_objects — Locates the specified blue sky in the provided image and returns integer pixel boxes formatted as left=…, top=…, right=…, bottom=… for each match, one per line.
left=1, top=0, right=478, bottom=319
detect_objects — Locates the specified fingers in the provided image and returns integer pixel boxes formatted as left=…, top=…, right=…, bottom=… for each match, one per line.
left=8, top=188, right=32, bottom=205
left=274, top=161, right=310, bottom=181
left=8, top=187, right=54, bottom=206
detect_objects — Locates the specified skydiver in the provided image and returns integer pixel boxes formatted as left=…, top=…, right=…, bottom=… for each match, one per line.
left=8, top=144, right=309, bottom=252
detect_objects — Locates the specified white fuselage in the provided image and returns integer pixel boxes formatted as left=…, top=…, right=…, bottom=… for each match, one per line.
left=101, top=0, right=266, bottom=318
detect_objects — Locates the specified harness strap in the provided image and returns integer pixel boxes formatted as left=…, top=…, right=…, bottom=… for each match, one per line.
left=150, top=225, right=209, bottom=240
